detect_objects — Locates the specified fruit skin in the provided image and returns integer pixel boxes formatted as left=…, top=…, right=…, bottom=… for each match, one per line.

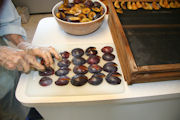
left=55, top=67, right=70, bottom=76
left=74, top=0, right=83, bottom=4
left=88, top=11, right=96, bottom=20
left=84, top=0, right=94, bottom=8
left=57, top=59, right=71, bottom=67
left=55, top=76, right=70, bottom=86
left=103, top=62, right=118, bottom=73
left=71, top=74, right=88, bottom=86
left=39, top=67, right=54, bottom=76
left=88, top=64, right=102, bottom=73
left=87, top=55, right=100, bottom=64
left=88, top=73, right=105, bottom=85
left=102, top=53, right=115, bottom=61
left=85, top=47, right=98, bottom=56
left=105, top=72, right=121, bottom=85
left=71, top=48, right=84, bottom=57
left=66, top=3, right=75, bottom=8
left=60, top=51, right=70, bottom=59
left=93, top=1, right=101, bottom=8
left=101, top=46, right=113, bottom=53
left=39, top=77, right=53, bottom=86
left=72, top=57, right=86, bottom=65
left=73, top=65, right=88, bottom=74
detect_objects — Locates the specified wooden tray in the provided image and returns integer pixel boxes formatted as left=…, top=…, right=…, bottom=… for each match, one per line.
left=107, top=0, right=180, bottom=84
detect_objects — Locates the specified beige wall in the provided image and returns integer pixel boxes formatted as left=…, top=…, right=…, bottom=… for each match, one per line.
left=12, top=0, right=60, bottom=14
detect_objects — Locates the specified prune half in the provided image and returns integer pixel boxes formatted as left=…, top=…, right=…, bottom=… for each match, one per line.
left=74, top=0, right=83, bottom=4
left=72, top=57, right=86, bottom=65
left=60, top=51, right=70, bottom=59
left=66, top=3, right=75, bottom=8
left=39, top=77, right=53, bottom=86
left=85, top=47, right=98, bottom=56
left=87, top=55, right=100, bottom=64
left=93, top=1, right=101, bottom=8
left=73, top=65, right=88, bottom=74
left=88, top=64, right=102, bottom=73
left=101, top=46, right=113, bottom=53
left=55, top=76, right=70, bottom=86
left=103, top=62, right=118, bottom=73
left=102, top=53, right=115, bottom=61
left=88, top=73, right=105, bottom=85
left=39, top=67, right=54, bottom=76
left=84, top=0, right=94, bottom=8
left=71, top=48, right=84, bottom=57
left=57, top=59, right=71, bottom=67
left=71, top=74, right=88, bottom=86
left=55, top=67, right=70, bottom=76
left=105, top=72, right=121, bottom=85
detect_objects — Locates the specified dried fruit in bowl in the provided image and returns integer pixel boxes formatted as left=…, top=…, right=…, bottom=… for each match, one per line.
left=55, top=0, right=105, bottom=23
left=80, top=18, right=91, bottom=22
left=88, top=11, right=96, bottom=20
left=92, top=7, right=101, bottom=12
left=82, top=7, right=91, bottom=14
left=78, top=13, right=87, bottom=20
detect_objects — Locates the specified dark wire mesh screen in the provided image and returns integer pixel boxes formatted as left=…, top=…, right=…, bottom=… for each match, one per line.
left=117, top=9, right=180, bottom=66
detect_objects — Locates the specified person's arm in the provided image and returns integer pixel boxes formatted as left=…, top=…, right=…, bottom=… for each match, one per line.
left=1, top=1, right=61, bottom=68
left=4, top=34, right=25, bottom=46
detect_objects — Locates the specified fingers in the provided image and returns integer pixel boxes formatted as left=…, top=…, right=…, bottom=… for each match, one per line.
left=18, top=58, right=30, bottom=73
left=45, top=52, right=53, bottom=66
left=25, top=55, right=45, bottom=71
left=48, top=47, right=61, bottom=60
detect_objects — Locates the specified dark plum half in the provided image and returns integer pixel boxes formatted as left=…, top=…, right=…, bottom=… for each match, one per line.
left=55, top=67, right=70, bottom=76
left=84, top=0, right=94, bottom=7
left=88, top=64, right=102, bottom=73
left=39, top=67, right=54, bottom=76
left=71, top=74, right=88, bottom=86
left=87, top=55, right=100, bottom=64
left=93, top=1, right=101, bottom=8
left=88, top=73, right=105, bottom=85
left=102, top=53, right=115, bottom=61
left=103, top=62, right=118, bottom=73
left=72, top=57, right=86, bottom=65
left=73, top=65, right=88, bottom=74
left=57, top=59, right=71, bottom=67
left=101, top=46, right=113, bottom=53
left=71, top=48, right=84, bottom=57
left=60, top=51, right=70, bottom=59
left=85, top=47, right=98, bottom=56
left=105, top=72, right=121, bottom=85
left=39, top=77, right=53, bottom=86
left=55, top=76, right=70, bottom=86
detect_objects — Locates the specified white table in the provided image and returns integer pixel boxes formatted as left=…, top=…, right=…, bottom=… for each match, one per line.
left=16, top=16, right=180, bottom=120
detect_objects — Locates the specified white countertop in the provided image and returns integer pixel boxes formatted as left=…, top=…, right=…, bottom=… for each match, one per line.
left=15, top=16, right=180, bottom=106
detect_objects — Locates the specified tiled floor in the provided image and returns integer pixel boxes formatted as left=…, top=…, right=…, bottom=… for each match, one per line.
left=22, top=14, right=52, bottom=42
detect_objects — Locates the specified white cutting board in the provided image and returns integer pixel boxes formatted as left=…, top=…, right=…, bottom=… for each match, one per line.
left=26, top=43, right=125, bottom=97
left=25, top=16, right=125, bottom=97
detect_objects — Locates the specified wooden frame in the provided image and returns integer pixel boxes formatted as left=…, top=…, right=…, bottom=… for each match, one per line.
left=107, top=0, right=180, bottom=84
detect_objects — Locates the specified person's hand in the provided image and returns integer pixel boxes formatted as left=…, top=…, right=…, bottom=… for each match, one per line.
left=17, top=42, right=61, bottom=67
left=0, top=46, right=45, bottom=73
